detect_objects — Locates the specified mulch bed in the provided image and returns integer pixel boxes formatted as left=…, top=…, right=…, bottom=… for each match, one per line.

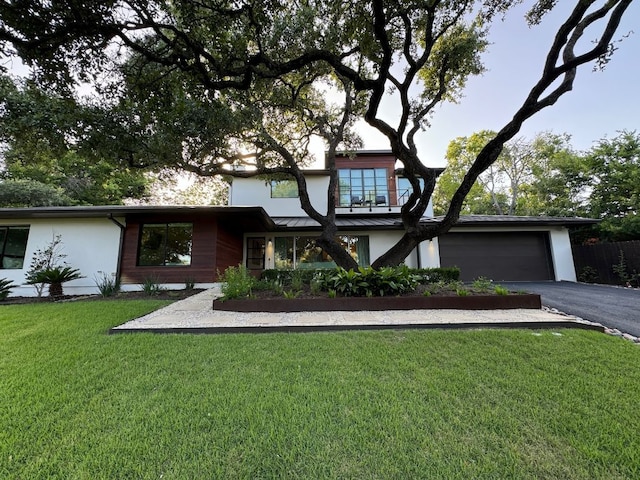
left=2, top=289, right=205, bottom=305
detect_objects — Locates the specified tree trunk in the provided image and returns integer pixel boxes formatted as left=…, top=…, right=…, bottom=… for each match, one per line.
left=48, top=282, right=63, bottom=297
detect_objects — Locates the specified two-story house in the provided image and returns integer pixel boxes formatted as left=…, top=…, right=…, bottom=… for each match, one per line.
left=0, top=151, right=593, bottom=296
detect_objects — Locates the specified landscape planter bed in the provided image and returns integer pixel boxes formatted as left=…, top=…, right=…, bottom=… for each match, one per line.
left=212, top=294, right=542, bottom=312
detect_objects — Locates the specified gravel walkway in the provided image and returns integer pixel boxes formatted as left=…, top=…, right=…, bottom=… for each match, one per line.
left=110, top=288, right=604, bottom=334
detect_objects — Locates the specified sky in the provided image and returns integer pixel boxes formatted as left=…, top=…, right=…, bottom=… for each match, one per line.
left=354, top=1, right=640, bottom=168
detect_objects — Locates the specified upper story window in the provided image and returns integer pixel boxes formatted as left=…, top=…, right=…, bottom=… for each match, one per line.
left=138, top=223, right=193, bottom=266
left=270, top=180, right=298, bottom=198
left=338, top=168, right=388, bottom=206
left=0, top=226, right=30, bottom=269
left=396, top=177, right=426, bottom=206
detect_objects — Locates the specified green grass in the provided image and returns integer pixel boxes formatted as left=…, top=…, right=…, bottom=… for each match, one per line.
left=1, top=301, right=640, bottom=479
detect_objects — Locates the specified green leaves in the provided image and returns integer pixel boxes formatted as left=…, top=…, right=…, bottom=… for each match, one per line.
left=319, top=266, right=421, bottom=297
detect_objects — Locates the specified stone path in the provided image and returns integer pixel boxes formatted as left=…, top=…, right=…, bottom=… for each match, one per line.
left=110, top=288, right=605, bottom=334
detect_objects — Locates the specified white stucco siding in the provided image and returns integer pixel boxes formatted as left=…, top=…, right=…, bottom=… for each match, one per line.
left=230, top=177, right=330, bottom=216
left=548, top=227, right=577, bottom=281
left=0, top=217, right=123, bottom=297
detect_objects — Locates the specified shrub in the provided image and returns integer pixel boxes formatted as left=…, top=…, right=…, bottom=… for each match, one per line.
left=494, top=285, right=509, bottom=295
left=578, top=265, right=599, bottom=283
left=140, top=275, right=164, bottom=296
left=0, top=278, right=17, bottom=300
left=220, top=265, right=255, bottom=300
left=184, top=277, right=196, bottom=290
left=414, top=267, right=460, bottom=284
left=319, top=266, right=420, bottom=297
left=472, top=276, right=493, bottom=292
left=28, top=266, right=84, bottom=297
left=94, top=272, right=120, bottom=297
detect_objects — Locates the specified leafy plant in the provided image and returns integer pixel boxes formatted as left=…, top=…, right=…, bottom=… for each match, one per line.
left=184, top=277, right=196, bottom=290
left=494, top=285, right=509, bottom=296
left=94, top=271, right=120, bottom=297
left=456, top=287, right=469, bottom=297
left=290, top=270, right=305, bottom=291
left=29, top=266, right=84, bottom=297
left=25, top=234, right=67, bottom=297
left=578, top=265, right=599, bottom=283
left=283, top=289, right=300, bottom=299
left=219, top=265, right=255, bottom=300
left=327, top=289, right=337, bottom=298
left=472, top=276, right=493, bottom=293
left=0, top=278, right=17, bottom=300
left=140, top=275, right=164, bottom=296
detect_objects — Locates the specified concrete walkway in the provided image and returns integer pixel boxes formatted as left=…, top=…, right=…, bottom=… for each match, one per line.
left=110, top=288, right=605, bottom=334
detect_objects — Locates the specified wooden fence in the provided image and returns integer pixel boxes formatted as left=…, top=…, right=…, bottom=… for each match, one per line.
left=572, top=240, right=640, bottom=285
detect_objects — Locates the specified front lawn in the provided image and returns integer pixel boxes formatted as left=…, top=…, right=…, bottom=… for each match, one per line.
left=1, top=301, right=639, bottom=479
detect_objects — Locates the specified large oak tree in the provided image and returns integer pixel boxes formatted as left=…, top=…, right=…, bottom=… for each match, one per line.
left=0, top=0, right=634, bottom=268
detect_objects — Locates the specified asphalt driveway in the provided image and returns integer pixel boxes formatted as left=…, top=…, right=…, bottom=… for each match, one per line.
left=503, top=281, right=640, bottom=337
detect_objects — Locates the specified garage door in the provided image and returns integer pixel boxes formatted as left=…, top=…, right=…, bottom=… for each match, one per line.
left=439, top=232, right=555, bottom=281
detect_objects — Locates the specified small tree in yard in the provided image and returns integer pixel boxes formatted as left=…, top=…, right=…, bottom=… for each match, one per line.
left=25, top=235, right=83, bottom=297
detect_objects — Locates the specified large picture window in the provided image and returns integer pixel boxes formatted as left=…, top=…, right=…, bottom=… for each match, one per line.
left=0, top=226, right=29, bottom=269
left=274, top=235, right=369, bottom=269
left=138, top=223, right=193, bottom=266
left=338, top=168, right=388, bottom=206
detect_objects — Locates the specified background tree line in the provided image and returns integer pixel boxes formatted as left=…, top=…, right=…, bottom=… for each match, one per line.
left=434, top=130, right=640, bottom=243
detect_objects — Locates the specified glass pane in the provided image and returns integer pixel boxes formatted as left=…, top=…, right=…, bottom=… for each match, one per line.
left=139, top=224, right=166, bottom=266
left=1, top=227, right=29, bottom=269
left=271, top=180, right=298, bottom=198
left=362, top=169, right=374, bottom=178
left=166, top=223, right=193, bottom=266
left=274, top=237, right=294, bottom=269
left=375, top=168, right=387, bottom=179
left=295, top=236, right=335, bottom=269
left=246, top=237, right=265, bottom=269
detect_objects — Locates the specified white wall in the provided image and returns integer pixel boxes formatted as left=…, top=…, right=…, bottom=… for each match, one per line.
left=230, top=177, right=330, bottom=216
left=548, top=227, right=578, bottom=281
left=0, top=217, right=123, bottom=297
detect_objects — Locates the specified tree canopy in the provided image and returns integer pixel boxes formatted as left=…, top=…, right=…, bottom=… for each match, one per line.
left=0, top=74, right=150, bottom=206
left=0, top=0, right=634, bottom=266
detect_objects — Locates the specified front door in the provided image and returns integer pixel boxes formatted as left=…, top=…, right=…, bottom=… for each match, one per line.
left=246, top=237, right=266, bottom=271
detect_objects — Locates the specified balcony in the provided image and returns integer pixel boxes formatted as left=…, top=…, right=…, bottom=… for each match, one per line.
left=337, top=188, right=413, bottom=213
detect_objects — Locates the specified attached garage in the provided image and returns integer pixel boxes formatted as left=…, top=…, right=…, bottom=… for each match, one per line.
left=439, top=231, right=555, bottom=281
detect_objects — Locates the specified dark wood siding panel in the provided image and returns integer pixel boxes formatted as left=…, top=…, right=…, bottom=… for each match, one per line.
left=215, top=227, right=243, bottom=279
left=439, top=232, right=555, bottom=281
left=120, top=213, right=220, bottom=284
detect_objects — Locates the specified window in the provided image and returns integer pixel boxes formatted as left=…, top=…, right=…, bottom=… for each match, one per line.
left=246, top=237, right=266, bottom=269
left=270, top=180, right=298, bottom=198
left=0, top=226, right=29, bottom=269
left=274, top=235, right=369, bottom=269
left=338, top=169, right=388, bottom=206
left=396, top=177, right=424, bottom=206
left=138, top=223, right=193, bottom=266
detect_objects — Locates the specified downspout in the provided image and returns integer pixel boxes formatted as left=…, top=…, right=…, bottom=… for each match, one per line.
left=107, top=214, right=126, bottom=285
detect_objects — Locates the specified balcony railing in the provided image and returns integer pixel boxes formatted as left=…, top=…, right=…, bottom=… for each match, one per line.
left=338, top=189, right=413, bottom=210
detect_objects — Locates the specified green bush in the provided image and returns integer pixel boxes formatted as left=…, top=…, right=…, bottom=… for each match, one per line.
left=28, top=266, right=84, bottom=297
left=413, top=267, right=460, bottom=284
left=220, top=265, right=255, bottom=300
left=471, top=276, right=493, bottom=293
left=0, top=278, right=17, bottom=300
left=260, top=269, right=334, bottom=286
left=94, top=272, right=120, bottom=297
left=140, top=275, right=164, bottom=296
left=319, top=266, right=421, bottom=297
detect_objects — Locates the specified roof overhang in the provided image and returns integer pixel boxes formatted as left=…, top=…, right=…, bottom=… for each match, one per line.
left=0, top=205, right=277, bottom=231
